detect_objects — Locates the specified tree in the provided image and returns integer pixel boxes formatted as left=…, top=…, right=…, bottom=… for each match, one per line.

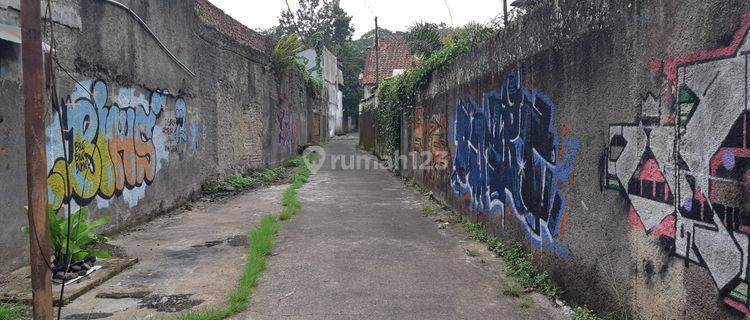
left=404, top=22, right=443, bottom=57
left=277, top=0, right=365, bottom=123
left=277, top=0, right=354, bottom=54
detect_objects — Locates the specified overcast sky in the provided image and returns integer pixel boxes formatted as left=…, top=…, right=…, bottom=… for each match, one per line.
left=208, top=0, right=507, bottom=39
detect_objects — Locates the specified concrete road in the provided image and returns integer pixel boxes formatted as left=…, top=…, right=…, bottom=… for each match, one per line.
left=237, top=135, right=565, bottom=320
left=59, top=184, right=288, bottom=320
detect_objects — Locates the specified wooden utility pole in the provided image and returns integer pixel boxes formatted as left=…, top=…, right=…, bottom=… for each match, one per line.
left=503, top=0, right=508, bottom=26
left=374, top=16, right=379, bottom=85
left=21, top=0, right=53, bottom=319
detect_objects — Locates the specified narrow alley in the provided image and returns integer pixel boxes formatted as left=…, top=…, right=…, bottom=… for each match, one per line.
left=2, top=0, right=748, bottom=319
left=237, top=136, right=563, bottom=319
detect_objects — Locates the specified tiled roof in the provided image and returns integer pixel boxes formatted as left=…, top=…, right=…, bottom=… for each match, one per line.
left=362, top=36, right=414, bottom=85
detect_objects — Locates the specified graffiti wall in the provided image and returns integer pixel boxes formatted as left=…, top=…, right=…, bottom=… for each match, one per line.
left=606, top=12, right=750, bottom=315
left=45, top=80, right=198, bottom=211
left=364, top=0, right=750, bottom=318
left=409, top=107, right=451, bottom=187
left=0, top=0, right=321, bottom=274
left=448, top=68, right=578, bottom=259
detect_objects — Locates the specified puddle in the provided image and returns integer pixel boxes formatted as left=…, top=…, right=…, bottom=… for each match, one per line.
left=138, top=294, right=204, bottom=313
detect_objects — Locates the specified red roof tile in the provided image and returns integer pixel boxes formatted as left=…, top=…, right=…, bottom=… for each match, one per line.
left=362, top=36, right=414, bottom=85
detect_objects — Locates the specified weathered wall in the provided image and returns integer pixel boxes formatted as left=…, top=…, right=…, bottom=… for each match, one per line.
left=366, top=0, right=750, bottom=318
left=0, top=0, right=320, bottom=273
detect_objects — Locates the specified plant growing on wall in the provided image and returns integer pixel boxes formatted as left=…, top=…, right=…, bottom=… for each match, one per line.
left=22, top=207, right=110, bottom=268
left=272, top=34, right=306, bottom=72
left=272, top=35, right=323, bottom=93
left=404, top=22, right=444, bottom=58
left=376, top=22, right=497, bottom=156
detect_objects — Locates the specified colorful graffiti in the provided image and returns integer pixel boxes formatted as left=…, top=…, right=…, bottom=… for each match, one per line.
left=606, top=12, right=750, bottom=315
left=450, top=68, right=578, bottom=259
left=412, top=107, right=425, bottom=153
left=277, top=109, right=293, bottom=149
left=426, top=113, right=450, bottom=185
left=46, top=80, right=194, bottom=210
left=163, top=98, right=198, bottom=153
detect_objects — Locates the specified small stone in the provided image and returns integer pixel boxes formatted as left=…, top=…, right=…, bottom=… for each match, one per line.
left=555, top=299, right=565, bottom=307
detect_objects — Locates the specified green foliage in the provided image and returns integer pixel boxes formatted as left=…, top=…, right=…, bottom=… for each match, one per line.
left=464, top=222, right=559, bottom=299
left=339, top=41, right=366, bottom=119
left=166, top=215, right=280, bottom=320
left=0, top=303, right=25, bottom=320
left=218, top=175, right=255, bottom=191
left=376, top=22, right=496, bottom=156
left=202, top=181, right=219, bottom=194
left=405, top=22, right=444, bottom=57
left=227, top=215, right=280, bottom=313
left=214, top=165, right=291, bottom=193
left=272, top=34, right=306, bottom=72
left=304, top=70, right=323, bottom=93
left=503, top=285, right=524, bottom=297
left=421, top=204, right=435, bottom=216
left=519, top=300, right=532, bottom=309
left=277, top=0, right=354, bottom=52
left=22, top=207, right=110, bottom=266
left=271, top=34, right=322, bottom=94
left=252, top=168, right=283, bottom=184
left=449, top=22, right=496, bottom=47
left=162, top=151, right=316, bottom=320
left=276, top=0, right=362, bottom=120
left=573, top=307, right=605, bottom=320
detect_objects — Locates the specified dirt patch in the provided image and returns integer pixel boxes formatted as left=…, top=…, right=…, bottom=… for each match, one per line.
left=138, top=294, right=204, bottom=313
left=64, top=313, right=114, bottom=319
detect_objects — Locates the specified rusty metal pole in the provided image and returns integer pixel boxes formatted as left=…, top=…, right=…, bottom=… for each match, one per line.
left=21, top=0, right=53, bottom=319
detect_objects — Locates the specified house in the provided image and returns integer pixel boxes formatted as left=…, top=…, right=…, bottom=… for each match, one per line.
left=360, top=36, right=414, bottom=100
left=298, top=46, right=345, bottom=137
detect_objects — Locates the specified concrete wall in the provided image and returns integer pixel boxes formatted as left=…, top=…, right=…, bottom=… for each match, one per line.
left=363, top=0, right=750, bottom=318
left=0, top=0, right=320, bottom=272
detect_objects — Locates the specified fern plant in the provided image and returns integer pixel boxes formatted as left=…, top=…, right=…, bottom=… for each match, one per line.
left=272, top=34, right=305, bottom=72
left=22, top=207, right=110, bottom=267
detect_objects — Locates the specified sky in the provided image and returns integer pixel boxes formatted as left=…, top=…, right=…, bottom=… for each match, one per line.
left=208, top=0, right=507, bottom=39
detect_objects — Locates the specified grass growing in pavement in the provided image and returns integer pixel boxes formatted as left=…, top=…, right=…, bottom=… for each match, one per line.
left=573, top=306, right=604, bottom=320
left=402, top=175, right=605, bottom=319
left=203, top=165, right=290, bottom=194
left=279, top=188, right=301, bottom=221
left=502, top=285, right=524, bottom=297
left=421, top=204, right=435, bottom=216
left=464, top=222, right=559, bottom=299
left=0, top=303, right=25, bottom=320
left=465, top=222, right=606, bottom=319
left=164, top=152, right=317, bottom=320
left=519, top=300, right=532, bottom=309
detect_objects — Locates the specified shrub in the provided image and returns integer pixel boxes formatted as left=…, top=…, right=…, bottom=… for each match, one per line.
left=22, top=207, right=110, bottom=267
